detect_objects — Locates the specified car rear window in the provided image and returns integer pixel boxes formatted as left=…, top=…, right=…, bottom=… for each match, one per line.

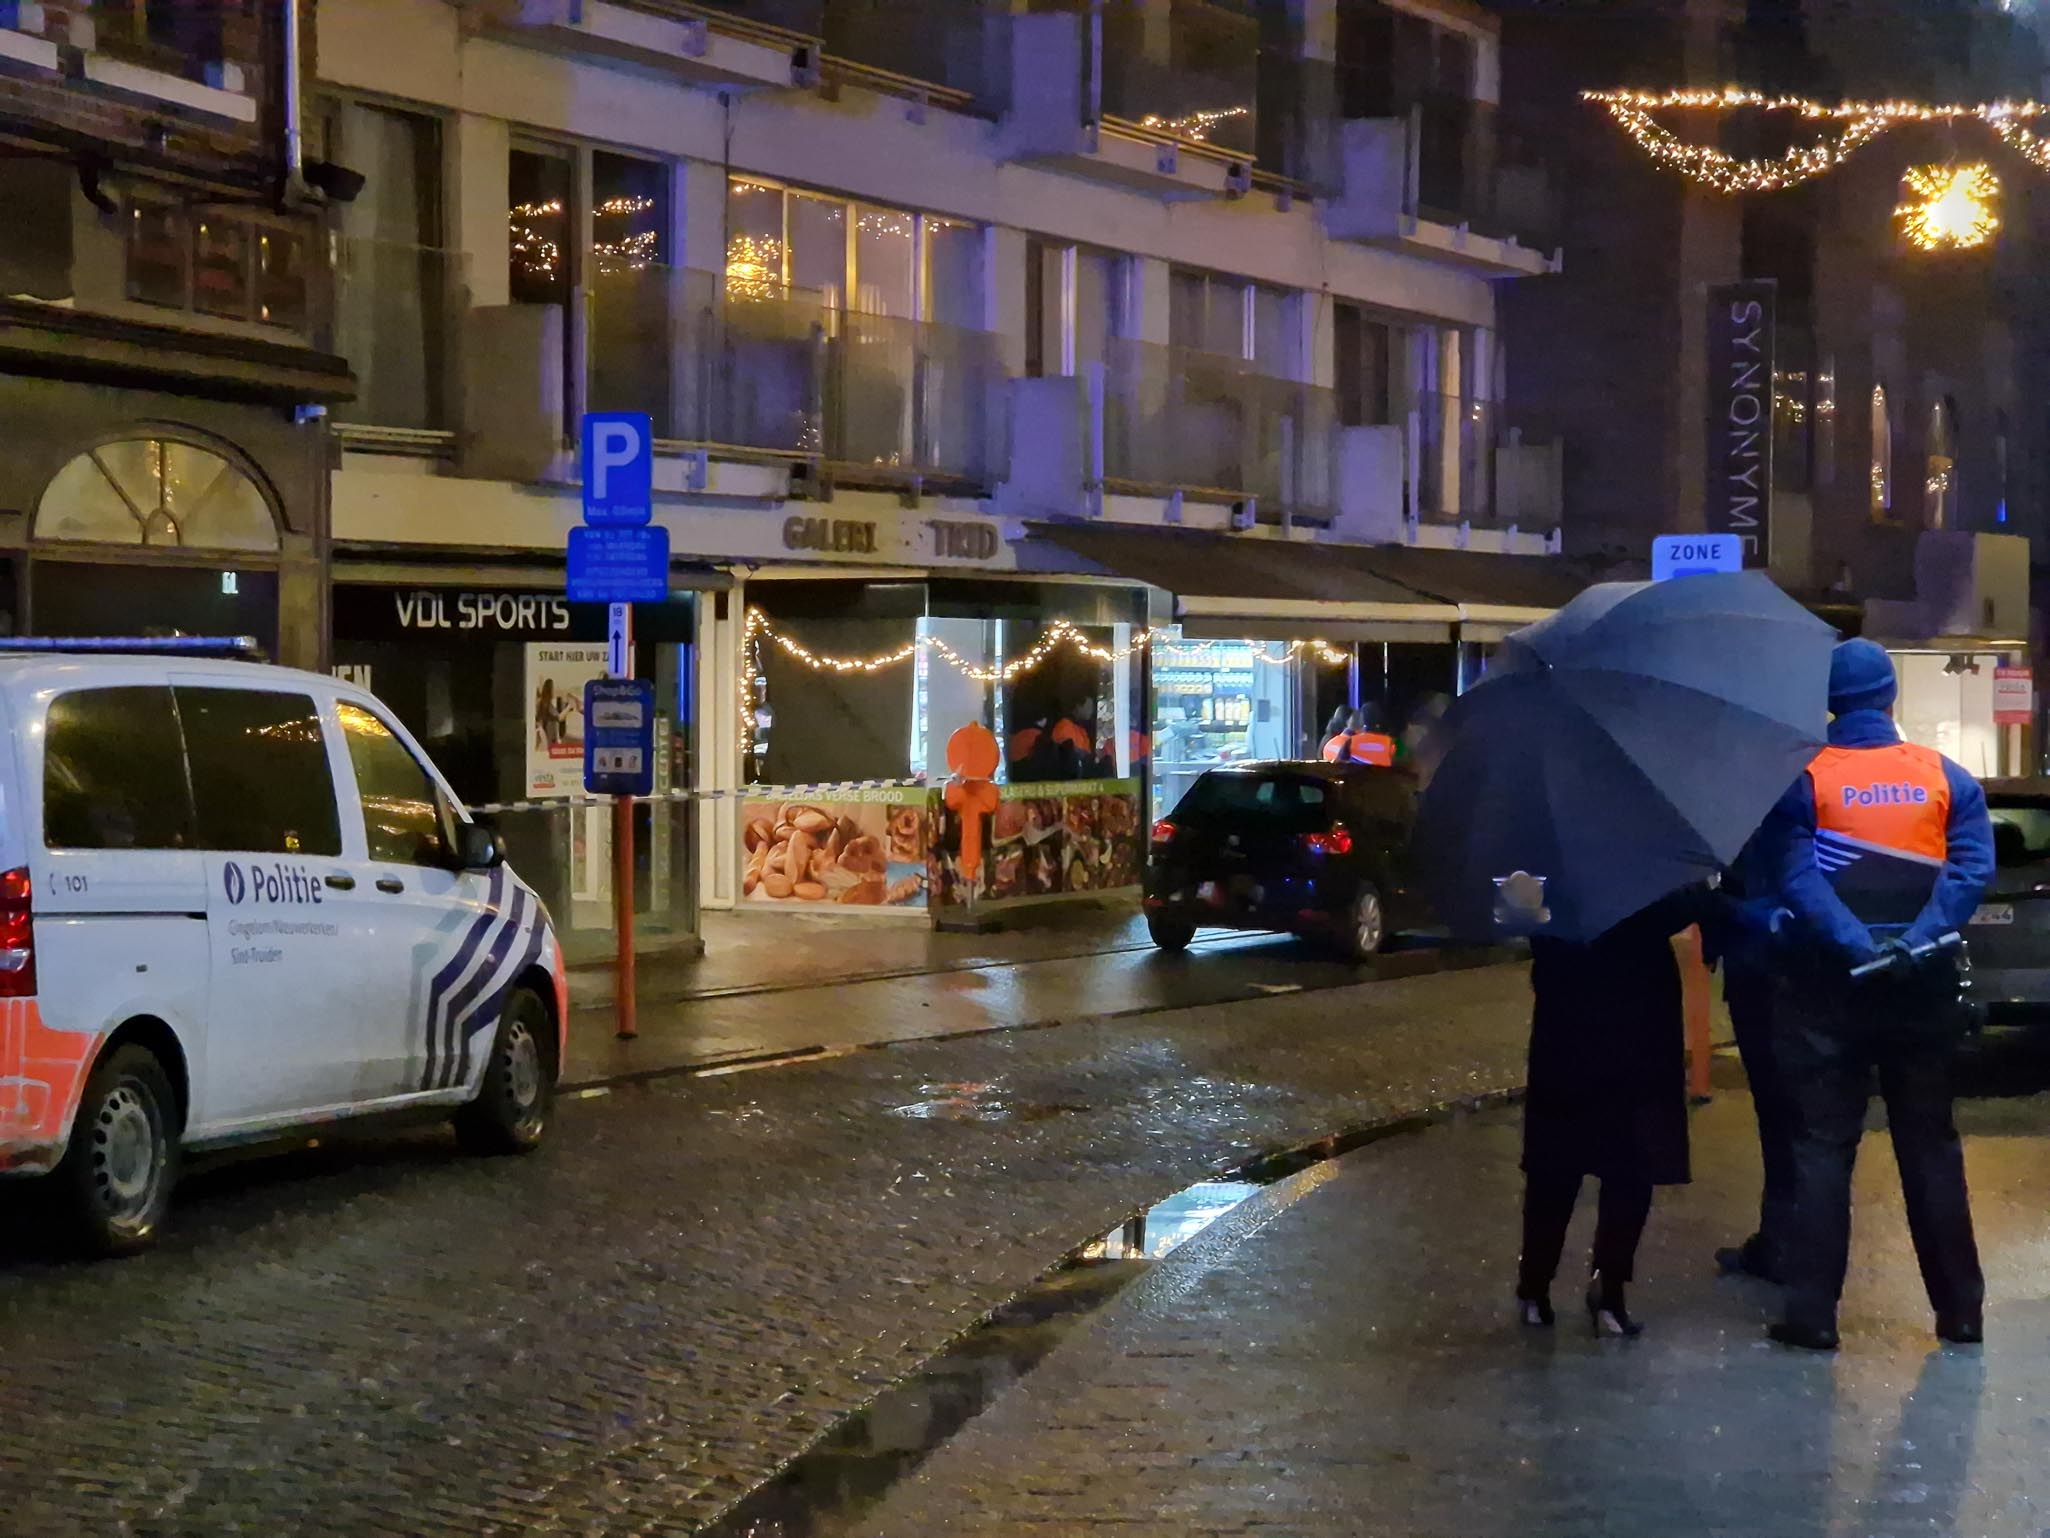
left=1177, top=772, right=1333, bottom=831
left=43, top=686, right=196, bottom=850
left=176, top=687, right=342, bottom=856
left=1989, top=800, right=2050, bottom=867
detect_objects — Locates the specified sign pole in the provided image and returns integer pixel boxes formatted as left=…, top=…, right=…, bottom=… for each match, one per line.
left=611, top=601, right=636, bottom=1040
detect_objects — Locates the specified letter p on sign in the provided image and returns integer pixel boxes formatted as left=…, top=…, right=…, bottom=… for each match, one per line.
left=580, top=411, right=653, bottom=527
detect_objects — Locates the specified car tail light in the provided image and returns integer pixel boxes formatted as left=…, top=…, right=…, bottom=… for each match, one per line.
left=0, top=867, right=35, bottom=997
left=1150, top=819, right=1178, bottom=844
left=1301, top=826, right=1354, bottom=857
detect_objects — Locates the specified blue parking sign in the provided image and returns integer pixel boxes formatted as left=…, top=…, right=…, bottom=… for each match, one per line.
left=580, top=411, right=653, bottom=527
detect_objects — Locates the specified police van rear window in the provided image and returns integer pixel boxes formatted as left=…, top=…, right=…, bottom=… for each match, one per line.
left=44, top=686, right=196, bottom=850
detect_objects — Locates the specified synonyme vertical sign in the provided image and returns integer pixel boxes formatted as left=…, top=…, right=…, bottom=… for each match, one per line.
left=1705, top=280, right=1776, bottom=566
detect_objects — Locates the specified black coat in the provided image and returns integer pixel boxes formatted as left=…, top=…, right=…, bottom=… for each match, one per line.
left=1522, top=888, right=1706, bottom=1187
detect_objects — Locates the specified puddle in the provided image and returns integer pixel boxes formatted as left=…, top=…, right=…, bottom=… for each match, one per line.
left=891, top=1079, right=1086, bottom=1123
left=705, top=1098, right=1503, bottom=1537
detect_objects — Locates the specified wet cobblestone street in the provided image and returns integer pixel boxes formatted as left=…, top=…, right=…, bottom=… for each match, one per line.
left=0, top=961, right=1533, bottom=1536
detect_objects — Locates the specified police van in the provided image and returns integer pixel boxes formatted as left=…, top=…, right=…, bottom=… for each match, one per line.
left=0, top=639, right=567, bottom=1254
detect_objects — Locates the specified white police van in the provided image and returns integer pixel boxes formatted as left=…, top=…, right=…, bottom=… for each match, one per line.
left=0, top=639, right=566, bottom=1254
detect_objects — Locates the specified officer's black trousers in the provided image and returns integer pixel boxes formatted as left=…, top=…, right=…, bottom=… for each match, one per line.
left=1728, top=966, right=1799, bottom=1265
left=1778, top=982, right=1984, bottom=1333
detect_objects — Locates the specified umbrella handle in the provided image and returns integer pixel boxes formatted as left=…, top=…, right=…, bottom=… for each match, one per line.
left=1848, top=931, right=1962, bottom=979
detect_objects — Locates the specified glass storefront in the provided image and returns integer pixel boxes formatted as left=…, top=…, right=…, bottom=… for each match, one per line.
left=331, top=580, right=699, bottom=962
left=1891, top=647, right=2027, bottom=779
left=1148, top=630, right=1303, bottom=820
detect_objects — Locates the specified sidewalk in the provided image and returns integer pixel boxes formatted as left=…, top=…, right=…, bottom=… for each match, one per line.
left=565, top=899, right=1152, bottom=1011
left=858, top=1056, right=2050, bottom=1538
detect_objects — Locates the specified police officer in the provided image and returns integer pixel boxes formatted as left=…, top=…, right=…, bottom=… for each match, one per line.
left=1759, top=639, right=1993, bottom=1351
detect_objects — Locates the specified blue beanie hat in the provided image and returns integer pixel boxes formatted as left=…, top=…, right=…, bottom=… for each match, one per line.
left=1828, top=638, right=1897, bottom=715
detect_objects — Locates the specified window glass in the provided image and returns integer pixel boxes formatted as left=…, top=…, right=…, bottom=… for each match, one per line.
left=43, top=687, right=195, bottom=850
left=1251, top=283, right=1292, bottom=377
left=1990, top=803, right=2050, bottom=866
left=592, top=152, right=668, bottom=275
left=1179, top=772, right=1334, bottom=831
left=193, top=213, right=249, bottom=320
left=508, top=147, right=573, bottom=307
left=1074, top=247, right=1123, bottom=371
left=176, top=688, right=341, bottom=855
left=126, top=202, right=188, bottom=309
left=338, top=701, right=448, bottom=866
left=924, top=216, right=983, bottom=330
left=854, top=203, right=915, bottom=317
left=725, top=178, right=785, bottom=297
left=789, top=193, right=847, bottom=308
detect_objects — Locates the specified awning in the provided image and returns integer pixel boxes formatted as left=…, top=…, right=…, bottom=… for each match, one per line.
left=1033, top=523, right=1607, bottom=644
left=1033, top=524, right=1461, bottom=642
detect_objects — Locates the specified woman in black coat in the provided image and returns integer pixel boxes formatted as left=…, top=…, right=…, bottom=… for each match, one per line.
left=1516, top=885, right=1711, bottom=1336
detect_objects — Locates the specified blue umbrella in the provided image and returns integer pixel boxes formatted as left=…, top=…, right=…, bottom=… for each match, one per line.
left=1415, top=570, right=1835, bottom=942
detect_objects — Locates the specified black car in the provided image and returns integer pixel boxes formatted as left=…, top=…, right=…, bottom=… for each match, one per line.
left=1962, top=777, right=2050, bottom=1025
left=1143, top=761, right=1428, bottom=960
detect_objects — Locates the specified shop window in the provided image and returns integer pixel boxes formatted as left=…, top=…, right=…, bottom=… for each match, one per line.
left=175, top=688, right=342, bottom=857
left=43, top=686, right=196, bottom=851
left=35, top=439, right=280, bottom=553
left=1870, top=384, right=1894, bottom=520
left=338, top=701, right=450, bottom=867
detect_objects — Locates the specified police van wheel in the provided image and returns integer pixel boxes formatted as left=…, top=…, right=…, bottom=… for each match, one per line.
left=51, top=1044, right=180, bottom=1257
left=1147, top=914, right=1195, bottom=953
left=453, top=987, right=554, bottom=1156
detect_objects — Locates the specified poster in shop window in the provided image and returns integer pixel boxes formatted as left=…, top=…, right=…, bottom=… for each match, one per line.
left=524, top=643, right=609, bottom=797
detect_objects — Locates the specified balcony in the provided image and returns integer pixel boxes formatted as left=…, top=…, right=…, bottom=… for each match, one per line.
left=479, top=0, right=817, bottom=92
left=1406, top=393, right=1561, bottom=537
left=1324, top=92, right=1558, bottom=277
left=1097, top=340, right=1337, bottom=526
left=586, top=263, right=1007, bottom=493
left=322, top=237, right=464, bottom=449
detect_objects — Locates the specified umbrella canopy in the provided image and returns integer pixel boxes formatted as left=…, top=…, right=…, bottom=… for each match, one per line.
left=1415, top=570, right=1835, bottom=942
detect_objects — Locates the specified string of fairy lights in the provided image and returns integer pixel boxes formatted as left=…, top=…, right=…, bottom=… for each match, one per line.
left=1585, top=87, right=2050, bottom=251
left=739, top=607, right=1350, bottom=760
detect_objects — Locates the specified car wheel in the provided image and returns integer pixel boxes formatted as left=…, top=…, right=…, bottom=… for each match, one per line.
left=453, top=986, right=555, bottom=1156
left=51, top=1043, right=180, bottom=1257
left=1347, top=886, right=1388, bottom=962
left=1147, top=914, right=1196, bottom=953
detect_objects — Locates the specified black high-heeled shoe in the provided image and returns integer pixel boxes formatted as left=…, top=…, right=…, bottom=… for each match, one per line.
left=1516, top=1287, right=1555, bottom=1328
left=1586, top=1274, right=1644, bottom=1337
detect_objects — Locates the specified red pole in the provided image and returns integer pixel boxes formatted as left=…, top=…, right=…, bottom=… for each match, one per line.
left=612, top=600, right=637, bottom=1040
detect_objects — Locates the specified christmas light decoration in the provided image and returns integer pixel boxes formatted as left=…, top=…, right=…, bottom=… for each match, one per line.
left=737, top=609, right=1349, bottom=761
left=1138, top=104, right=1250, bottom=144
left=724, top=234, right=783, bottom=300
left=1584, top=88, right=2050, bottom=195
left=1895, top=162, right=2000, bottom=250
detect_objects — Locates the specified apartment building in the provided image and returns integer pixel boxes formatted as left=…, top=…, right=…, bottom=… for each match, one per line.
left=0, top=0, right=350, bottom=667
left=311, top=0, right=1570, bottom=943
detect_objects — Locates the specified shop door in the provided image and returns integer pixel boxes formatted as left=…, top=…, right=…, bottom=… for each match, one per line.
left=35, top=560, right=279, bottom=658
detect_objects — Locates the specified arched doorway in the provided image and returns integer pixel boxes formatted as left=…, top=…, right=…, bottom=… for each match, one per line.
left=30, top=435, right=285, bottom=654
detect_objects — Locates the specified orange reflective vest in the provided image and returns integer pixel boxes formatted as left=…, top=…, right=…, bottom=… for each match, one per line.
left=1348, top=732, right=1396, bottom=767
left=1321, top=732, right=1351, bottom=762
left=1807, top=741, right=1951, bottom=925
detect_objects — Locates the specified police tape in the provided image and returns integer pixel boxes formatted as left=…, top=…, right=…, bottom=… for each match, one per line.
left=467, top=779, right=925, bottom=815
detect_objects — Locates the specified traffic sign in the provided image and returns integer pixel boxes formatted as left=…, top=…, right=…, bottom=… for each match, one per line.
left=607, top=602, right=631, bottom=677
left=1652, top=534, right=1744, bottom=581
left=583, top=677, right=655, bottom=797
left=568, top=524, right=670, bottom=603
left=580, top=411, right=653, bottom=527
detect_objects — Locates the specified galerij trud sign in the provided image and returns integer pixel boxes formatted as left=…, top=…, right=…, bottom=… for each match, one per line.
left=1705, top=280, right=1776, bottom=565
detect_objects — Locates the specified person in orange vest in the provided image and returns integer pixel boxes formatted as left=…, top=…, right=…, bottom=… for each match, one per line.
left=1319, top=707, right=1357, bottom=762
left=1758, top=639, right=1993, bottom=1352
left=1346, top=702, right=1396, bottom=767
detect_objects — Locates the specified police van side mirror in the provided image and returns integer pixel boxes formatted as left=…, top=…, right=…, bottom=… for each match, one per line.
left=456, top=820, right=505, bottom=872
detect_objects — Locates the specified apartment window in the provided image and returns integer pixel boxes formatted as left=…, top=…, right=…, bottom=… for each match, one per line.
left=93, top=0, right=223, bottom=63
left=1870, top=385, right=1894, bottom=520
left=1925, top=397, right=1956, bottom=530
left=1026, top=239, right=1127, bottom=377
left=509, top=145, right=573, bottom=308
left=592, top=152, right=669, bottom=275
left=1334, top=302, right=1399, bottom=428
left=723, top=178, right=984, bottom=325
left=1168, top=267, right=1295, bottom=375
left=1814, top=356, right=1837, bottom=487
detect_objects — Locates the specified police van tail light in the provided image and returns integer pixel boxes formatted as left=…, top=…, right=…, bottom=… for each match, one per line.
left=0, top=867, right=35, bottom=997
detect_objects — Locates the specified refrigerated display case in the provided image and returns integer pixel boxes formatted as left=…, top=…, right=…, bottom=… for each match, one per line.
left=1148, top=631, right=1300, bottom=819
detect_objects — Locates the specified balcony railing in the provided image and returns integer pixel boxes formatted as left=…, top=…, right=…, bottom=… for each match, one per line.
left=586, top=263, right=1006, bottom=487
left=1411, top=94, right=1557, bottom=249
left=1100, top=339, right=1337, bottom=524
left=1099, top=1, right=1259, bottom=159
left=323, top=236, right=464, bottom=436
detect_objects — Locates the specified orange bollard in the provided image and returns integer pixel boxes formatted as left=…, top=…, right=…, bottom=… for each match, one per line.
left=1674, top=923, right=1712, bottom=1103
